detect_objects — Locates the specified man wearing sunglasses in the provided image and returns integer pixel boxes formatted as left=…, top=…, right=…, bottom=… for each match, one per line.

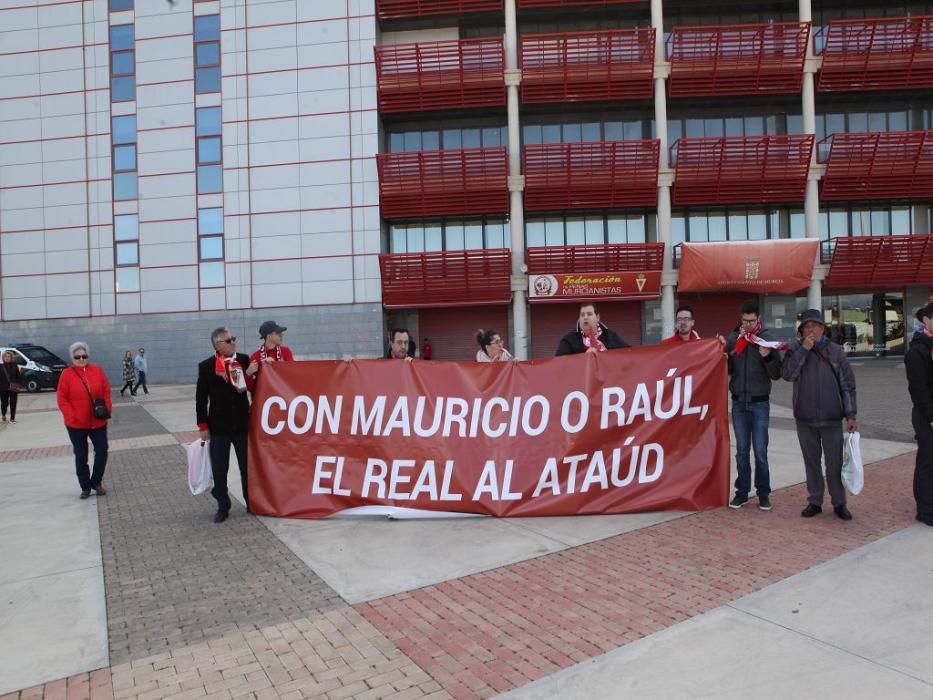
left=196, top=328, right=259, bottom=523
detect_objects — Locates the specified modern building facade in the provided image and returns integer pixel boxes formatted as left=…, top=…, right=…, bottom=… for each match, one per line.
left=1, top=0, right=932, bottom=381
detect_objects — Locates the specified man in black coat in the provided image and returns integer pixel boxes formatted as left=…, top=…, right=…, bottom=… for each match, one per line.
left=555, top=303, right=630, bottom=356
left=905, top=302, right=933, bottom=527
left=196, top=327, right=259, bottom=523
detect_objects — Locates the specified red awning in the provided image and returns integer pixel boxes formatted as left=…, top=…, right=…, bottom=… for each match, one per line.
left=677, top=240, right=819, bottom=294
left=824, top=234, right=933, bottom=289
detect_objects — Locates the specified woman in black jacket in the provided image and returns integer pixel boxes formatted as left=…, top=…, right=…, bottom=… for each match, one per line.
left=905, top=302, right=933, bottom=527
left=0, top=350, right=22, bottom=423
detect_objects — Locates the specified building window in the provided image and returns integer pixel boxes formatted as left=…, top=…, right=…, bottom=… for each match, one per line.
left=199, top=262, right=225, bottom=287
left=194, top=15, right=221, bottom=94
left=526, top=215, right=650, bottom=247
left=196, top=106, right=222, bottom=136
left=390, top=219, right=508, bottom=253
left=116, top=267, right=140, bottom=293
left=109, top=25, right=135, bottom=102
left=109, top=0, right=133, bottom=9
left=198, top=206, right=225, bottom=288
left=672, top=209, right=778, bottom=244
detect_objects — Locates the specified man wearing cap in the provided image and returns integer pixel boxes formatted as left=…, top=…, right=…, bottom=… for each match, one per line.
left=251, top=321, right=294, bottom=379
left=782, top=309, right=858, bottom=521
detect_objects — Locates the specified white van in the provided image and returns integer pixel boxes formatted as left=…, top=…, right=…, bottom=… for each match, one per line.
left=0, top=344, right=65, bottom=392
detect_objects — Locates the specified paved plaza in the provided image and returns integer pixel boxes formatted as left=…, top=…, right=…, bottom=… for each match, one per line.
left=1, top=359, right=931, bottom=699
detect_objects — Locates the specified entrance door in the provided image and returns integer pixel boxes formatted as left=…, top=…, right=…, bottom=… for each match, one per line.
left=824, top=292, right=904, bottom=355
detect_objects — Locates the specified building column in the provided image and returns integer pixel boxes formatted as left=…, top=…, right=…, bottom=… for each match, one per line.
left=800, top=0, right=822, bottom=311
left=505, top=0, right=528, bottom=359
left=651, top=0, right=674, bottom=336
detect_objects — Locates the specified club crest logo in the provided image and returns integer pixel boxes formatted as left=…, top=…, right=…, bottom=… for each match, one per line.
left=745, top=256, right=760, bottom=280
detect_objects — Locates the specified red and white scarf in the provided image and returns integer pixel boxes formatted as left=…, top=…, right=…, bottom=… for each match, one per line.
left=258, top=343, right=283, bottom=362
left=214, top=352, right=247, bottom=393
left=581, top=323, right=607, bottom=352
left=733, top=322, right=788, bottom=355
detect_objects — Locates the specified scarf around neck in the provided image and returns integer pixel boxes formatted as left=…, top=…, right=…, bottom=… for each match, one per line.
left=733, top=322, right=788, bottom=355
left=258, top=343, right=283, bottom=362
left=214, top=352, right=247, bottom=393
left=580, top=323, right=607, bottom=352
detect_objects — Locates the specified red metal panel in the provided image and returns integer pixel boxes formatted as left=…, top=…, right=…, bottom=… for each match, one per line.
left=376, top=0, right=503, bottom=20
left=523, top=140, right=659, bottom=211
left=818, top=130, right=933, bottom=201
left=667, top=21, right=809, bottom=97
left=520, top=28, right=655, bottom=103
left=824, top=234, right=933, bottom=288
left=526, top=243, right=664, bottom=274
left=377, top=147, right=509, bottom=220
left=530, top=301, right=642, bottom=358
left=419, top=306, right=509, bottom=359
left=375, top=38, right=505, bottom=114
left=817, top=15, right=933, bottom=92
left=671, top=134, right=814, bottom=206
left=379, top=249, right=512, bottom=308
left=519, top=0, right=643, bottom=7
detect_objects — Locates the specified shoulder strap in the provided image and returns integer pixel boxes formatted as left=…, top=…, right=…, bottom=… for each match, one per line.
left=73, top=367, right=98, bottom=401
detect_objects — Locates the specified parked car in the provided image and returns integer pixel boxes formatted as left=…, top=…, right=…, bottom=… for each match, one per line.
left=0, top=344, right=67, bottom=392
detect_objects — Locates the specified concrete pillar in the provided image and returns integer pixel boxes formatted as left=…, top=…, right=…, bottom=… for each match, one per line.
left=651, top=0, right=674, bottom=337
left=505, top=0, right=528, bottom=359
left=800, top=0, right=821, bottom=311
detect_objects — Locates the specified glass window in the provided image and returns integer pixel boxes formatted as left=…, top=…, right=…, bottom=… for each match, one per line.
left=199, top=262, right=225, bottom=287
left=542, top=125, right=560, bottom=143
left=585, top=217, right=603, bottom=244
left=200, top=236, right=224, bottom=260
left=604, top=122, right=623, bottom=141
left=726, top=117, right=744, bottom=136
left=112, top=115, right=136, bottom=144
left=116, top=267, right=139, bottom=293
left=196, top=107, right=222, bottom=137
left=113, top=144, right=135, bottom=171
left=868, top=112, right=886, bottom=132
left=391, top=225, right=407, bottom=253
left=708, top=214, right=727, bottom=241
left=113, top=172, right=137, bottom=200
left=789, top=211, right=805, bottom=238
left=748, top=212, right=767, bottom=240
left=623, top=121, right=642, bottom=140
left=562, top=123, right=582, bottom=142
left=870, top=209, right=889, bottom=236
left=744, top=116, right=764, bottom=135
left=402, top=131, right=421, bottom=151
left=606, top=216, right=626, bottom=244
left=111, top=76, right=136, bottom=101
left=197, top=136, right=221, bottom=164
left=685, top=119, right=704, bottom=137
left=544, top=218, right=563, bottom=246
left=110, top=24, right=134, bottom=50
left=891, top=207, right=911, bottom=234
left=889, top=111, right=908, bottom=131
left=442, top=129, right=461, bottom=149
left=425, top=224, right=442, bottom=251
left=581, top=123, right=600, bottom=141
left=851, top=209, right=869, bottom=236
left=196, top=42, right=220, bottom=66
left=523, top=125, right=542, bottom=145
left=464, top=222, right=483, bottom=248
left=446, top=222, right=465, bottom=250
left=482, top=127, right=502, bottom=146
left=198, top=208, right=223, bottom=234
left=848, top=113, right=868, bottom=132
left=197, top=165, right=222, bottom=193
left=109, top=0, right=133, bottom=9
left=705, top=119, right=724, bottom=138
left=826, top=113, right=845, bottom=136
left=195, top=67, right=220, bottom=94
left=116, top=241, right=138, bottom=265
left=668, top=120, right=683, bottom=145
left=485, top=221, right=507, bottom=248
left=114, top=214, right=138, bottom=241
left=728, top=212, right=748, bottom=240
left=194, top=15, right=220, bottom=41
left=422, top=131, right=440, bottom=150
left=406, top=225, right=425, bottom=252
left=828, top=209, right=847, bottom=238
left=526, top=220, right=544, bottom=247
left=388, top=133, right=404, bottom=152
left=566, top=218, right=585, bottom=245
left=111, top=50, right=134, bottom=76
left=671, top=214, right=686, bottom=246
left=462, top=129, right=481, bottom=148
left=626, top=216, right=645, bottom=243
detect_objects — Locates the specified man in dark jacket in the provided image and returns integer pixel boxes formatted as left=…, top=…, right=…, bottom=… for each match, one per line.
left=196, top=327, right=259, bottom=523
left=782, top=309, right=857, bottom=521
left=555, top=303, right=630, bottom=356
left=905, top=302, right=933, bottom=526
left=725, top=301, right=783, bottom=511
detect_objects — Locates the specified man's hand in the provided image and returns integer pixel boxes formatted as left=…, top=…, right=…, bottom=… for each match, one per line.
left=759, top=345, right=771, bottom=357
left=801, top=333, right=817, bottom=350
left=262, top=357, right=275, bottom=364
left=846, top=418, right=857, bottom=433
left=404, top=356, right=413, bottom=363
left=586, top=346, right=599, bottom=355
left=199, top=429, right=210, bottom=442
left=246, top=360, right=259, bottom=376
left=716, top=334, right=726, bottom=347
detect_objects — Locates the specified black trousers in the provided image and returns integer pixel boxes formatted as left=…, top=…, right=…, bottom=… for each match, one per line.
left=795, top=421, right=846, bottom=508
left=912, top=408, right=933, bottom=521
left=67, top=426, right=108, bottom=491
left=0, top=390, right=18, bottom=420
left=209, top=432, right=248, bottom=512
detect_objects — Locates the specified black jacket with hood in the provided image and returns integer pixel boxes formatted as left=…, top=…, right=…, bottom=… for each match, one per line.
left=906, top=330, right=933, bottom=423
left=555, top=322, right=630, bottom=356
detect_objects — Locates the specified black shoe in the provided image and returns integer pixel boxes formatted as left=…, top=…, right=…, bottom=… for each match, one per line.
left=758, top=495, right=772, bottom=511
left=834, top=505, right=853, bottom=521
left=213, top=510, right=228, bottom=523
left=801, top=504, right=822, bottom=518
left=80, top=490, right=91, bottom=500
left=729, top=493, right=749, bottom=509
left=94, top=485, right=107, bottom=496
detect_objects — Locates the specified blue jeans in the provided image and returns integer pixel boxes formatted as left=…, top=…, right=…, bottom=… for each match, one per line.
left=67, top=425, right=108, bottom=491
left=732, top=400, right=771, bottom=497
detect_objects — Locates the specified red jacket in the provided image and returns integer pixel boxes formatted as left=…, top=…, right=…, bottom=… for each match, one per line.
left=661, top=332, right=700, bottom=345
left=57, top=364, right=112, bottom=430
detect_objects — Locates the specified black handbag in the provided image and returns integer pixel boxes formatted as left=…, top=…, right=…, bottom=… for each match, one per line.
left=74, top=368, right=111, bottom=420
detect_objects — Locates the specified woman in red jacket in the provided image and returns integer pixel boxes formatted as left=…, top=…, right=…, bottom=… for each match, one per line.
left=57, top=341, right=112, bottom=499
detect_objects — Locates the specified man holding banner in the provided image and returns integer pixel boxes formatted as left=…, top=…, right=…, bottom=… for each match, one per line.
left=556, top=303, right=630, bottom=356
left=725, top=301, right=784, bottom=511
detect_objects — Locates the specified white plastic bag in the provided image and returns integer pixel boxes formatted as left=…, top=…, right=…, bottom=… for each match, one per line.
left=186, top=439, right=213, bottom=495
left=841, top=431, right=864, bottom=495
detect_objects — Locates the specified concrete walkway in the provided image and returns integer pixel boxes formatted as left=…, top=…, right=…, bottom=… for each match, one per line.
left=0, top=360, right=929, bottom=699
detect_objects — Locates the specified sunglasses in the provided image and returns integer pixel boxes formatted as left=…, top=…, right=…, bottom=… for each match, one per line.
left=219, top=337, right=237, bottom=344
left=73, top=354, right=89, bottom=360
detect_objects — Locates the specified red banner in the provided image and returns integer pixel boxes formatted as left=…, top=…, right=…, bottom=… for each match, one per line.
left=248, top=340, right=730, bottom=518
left=677, top=239, right=819, bottom=294
left=529, top=271, right=661, bottom=302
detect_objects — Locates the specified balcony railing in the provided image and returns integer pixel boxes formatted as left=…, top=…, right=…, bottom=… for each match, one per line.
left=671, top=134, right=813, bottom=205
left=526, top=243, right=664, bottom=274
left=823, top=234, right=933, bottom=288
left=523, top=140, right=660, bottom=211
left=518, top=0, right=644, bottom=7
left=375, top=38, right=505, bottom=114
left=520, top=28, right=655, bottom=104
left=379, top=249, right=512, bottom=308
left=376, top=0, right=503, bottom=20
left=667, top=21, right=809, bottom=97
left=818, top=130, right=933, bottom=201
left=817, top=15, right=933, bottom=92
left=376, top=147, right=509, bottom=220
